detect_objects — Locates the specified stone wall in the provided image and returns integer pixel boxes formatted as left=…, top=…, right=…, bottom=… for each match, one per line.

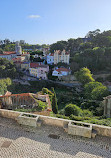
left=0, top=109, right=111, bottom=138
left=0, top=109, right=21, bottom=119
left=93, top=124, right=111, bottom=137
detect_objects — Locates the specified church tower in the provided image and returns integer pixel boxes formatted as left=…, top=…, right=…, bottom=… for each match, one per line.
left=15, top=41, right=22, bottom=55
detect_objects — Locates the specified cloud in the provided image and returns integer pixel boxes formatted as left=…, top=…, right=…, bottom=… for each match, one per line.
left=28, top=15, right=40, bottom=19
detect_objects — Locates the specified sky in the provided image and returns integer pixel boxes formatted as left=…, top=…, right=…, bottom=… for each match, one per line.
left=0, top=0, right=111, bottom=44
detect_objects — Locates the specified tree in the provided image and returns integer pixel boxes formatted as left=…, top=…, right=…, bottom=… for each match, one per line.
left=0, top=78, right=12, bottom=95
left=91, top=86, right=109, bottom=101
left=84, top=81, right=103, bottom=99
left=51, top=88, right=58, bottom=114
left=75, top=67, right=95, bottom=85
left=50, top=40, right=67, bottom=52
left=85, top=29, right=100, bottom=38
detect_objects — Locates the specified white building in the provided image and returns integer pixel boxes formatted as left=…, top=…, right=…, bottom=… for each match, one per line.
left=0, top=52, right=17, bottom=60
left=47, top=53, right=54, bottom=65
left=52, top=68, right=71, bottom=77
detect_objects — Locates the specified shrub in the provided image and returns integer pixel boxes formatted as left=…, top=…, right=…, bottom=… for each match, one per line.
left=84, top=81, right=103, bottom=99
left=37, top=100, right=47, bottom=111
left=59, top=108, right=65, bottom=115
left=81, top=109, right=93, bottom=117
left=42, top=88, right=53, bottom=96
left=106, top=74, right=111, bottom=82
left=84, top=118, right=111, bottom=127
left=56, top=114, right=69, bottom=120
left=94, top=104, right=104, bottom=116
left=70, top=114, right=84, bottom=121
left=96, top=77, right=104, bottom=82
left=65, top=104, right=82, bottom=116
left=91, top=86, right=109, bottom=100
left=69, top=114, right=91, bottom=121
left=80, top=100, right=100, bottom=110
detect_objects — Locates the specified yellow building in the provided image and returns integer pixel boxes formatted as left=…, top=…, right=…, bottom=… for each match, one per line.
left=54, top=50, right=70, bottom=65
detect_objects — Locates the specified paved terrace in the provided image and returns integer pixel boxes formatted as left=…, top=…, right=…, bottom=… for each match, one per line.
left=0, top=116, right=111, bottom=158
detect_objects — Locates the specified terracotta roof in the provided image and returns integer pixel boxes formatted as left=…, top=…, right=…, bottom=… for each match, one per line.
left=56, top=68, right=71, bottom=72
left=30, top=63, right=40, bottom=68
left=0, top=93, right=33, bottom=98
left=54, top=50, right=70, bottom=55
left=3, top=51, right=16, bottom=55
left=12, top=58, right=21, bottom=61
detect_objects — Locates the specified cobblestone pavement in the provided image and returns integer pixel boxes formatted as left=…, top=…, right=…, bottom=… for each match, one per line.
left=0, top=117, right=111, bottom=158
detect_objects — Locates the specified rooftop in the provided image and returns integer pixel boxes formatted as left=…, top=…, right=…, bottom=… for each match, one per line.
left=54, top=50, right=70, bottom=55
left=56, top=68, right=71, bottom=72
left=0, top=116, right=111, bottom=158
left=30, top=63, right=48, bottom=68
left=0, top=93, right=32, bottom=98
left=30, top=63, right=40, bottom=68
left=0, top=51, right=16, bottom=55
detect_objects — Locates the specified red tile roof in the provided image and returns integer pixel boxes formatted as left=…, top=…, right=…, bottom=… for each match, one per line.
left=30, top=63, right=48, bottom=68
left=0, top=93, right=32, bottom=98
left=3, top=51, right=16, bottom=55
left=56, top=68, right=71, bottom=72
left=30, top=63, right=40, bottom=68
left=12, top=57, right=21, bottom=61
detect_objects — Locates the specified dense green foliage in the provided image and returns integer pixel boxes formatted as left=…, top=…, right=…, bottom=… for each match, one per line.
left=42, top=87, right=53, bottom=96
left=50, top=29, right=111, bottom=72
left=84, top=81, right=109, bottom=100
left=91, top=86, right=109, bottom=100
left=0, top=78, right=12, bottom=95
left=84, top=82, right=102, bottom=97
left=65, top=104, right=82, bottom=116
left=37, top=100, right=47, bottom=111
left=75, top=67, right=95, bottom=85
left=51, top=88, right=58, bottom=114
left=0, top=58, right=17, bottom=78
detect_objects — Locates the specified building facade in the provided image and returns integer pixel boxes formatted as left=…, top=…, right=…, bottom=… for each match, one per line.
left=0, top=52, right=17, bottom=60
left=54, top=50, right=70, bottom=65
left=103, top=95, right=111, bottom=117
left=47, top=53, right=54, bottom=65
left=21, top=62, right=30, bottom=70
left=29, top=63, right=49, bottom=80
left=52, top=67, right=71, bottom=77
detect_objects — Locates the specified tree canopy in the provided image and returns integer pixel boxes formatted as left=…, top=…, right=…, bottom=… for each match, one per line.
left=75, top=67, right=95, bottom=85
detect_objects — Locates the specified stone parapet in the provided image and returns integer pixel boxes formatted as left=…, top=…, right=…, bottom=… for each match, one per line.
left=0, top=109, right=111, bottom=138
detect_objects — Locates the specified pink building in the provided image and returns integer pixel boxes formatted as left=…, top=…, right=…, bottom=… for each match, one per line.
left=37, top=65, right=49, bottom=80
left=29, top=63, right=49, bottom=80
